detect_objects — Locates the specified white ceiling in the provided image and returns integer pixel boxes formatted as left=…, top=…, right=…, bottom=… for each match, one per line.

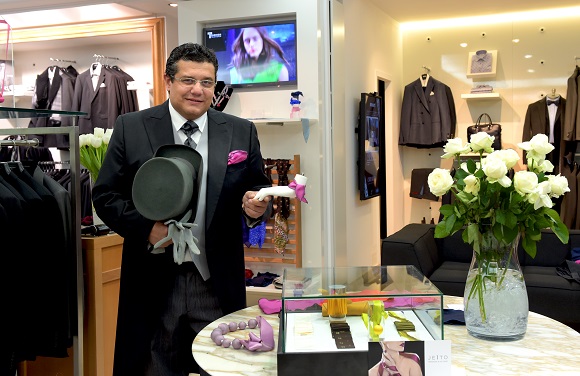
left=2, top=0, right=580, bottom=26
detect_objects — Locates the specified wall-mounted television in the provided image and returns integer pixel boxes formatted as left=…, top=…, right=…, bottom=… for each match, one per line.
left=358, top=93, right=383, bottom=200
left=203, top=19, right=297, bottom=89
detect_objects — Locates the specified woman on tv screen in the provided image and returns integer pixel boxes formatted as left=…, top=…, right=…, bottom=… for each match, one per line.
left=228, top=27, right=290, bottom=84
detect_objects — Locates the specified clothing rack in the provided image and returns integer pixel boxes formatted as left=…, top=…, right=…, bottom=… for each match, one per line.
left=50, top=57, right=77, bottom=64
left=93, top=54, right=120, bottom=64
left=0, top=137, right=39, bottom=147
left=0, top=123, right=84, bottom=376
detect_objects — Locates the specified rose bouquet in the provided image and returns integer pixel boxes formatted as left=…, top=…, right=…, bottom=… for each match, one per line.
left=79, top=127, right=113, bottom=183
left=428, top=132, right=569, bottom=257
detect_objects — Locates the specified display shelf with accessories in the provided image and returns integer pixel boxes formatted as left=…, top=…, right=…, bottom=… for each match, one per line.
left=244, top=154, right=303, bottom=306
left=277, top=266, right=443, bottom=376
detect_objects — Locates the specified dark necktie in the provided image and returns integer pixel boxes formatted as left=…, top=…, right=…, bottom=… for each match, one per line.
left=181, top=120, right=199, bottom=148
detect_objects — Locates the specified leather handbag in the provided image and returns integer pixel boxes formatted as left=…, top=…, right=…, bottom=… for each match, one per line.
left=467, top=113, right=502, bottom=150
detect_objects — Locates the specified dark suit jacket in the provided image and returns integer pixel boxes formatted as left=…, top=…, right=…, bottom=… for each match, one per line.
left=522, top=97, right=567, bottom=170
left=563, top=66, right=579, bottom=141
left=399, top=76, right=456, bottom=148
left=71, top=67, right=113, bottom=134
left=91, top=102, right=271, bottom=374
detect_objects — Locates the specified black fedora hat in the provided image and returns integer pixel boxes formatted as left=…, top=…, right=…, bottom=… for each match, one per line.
left=132, top=144, right=203, bottom=222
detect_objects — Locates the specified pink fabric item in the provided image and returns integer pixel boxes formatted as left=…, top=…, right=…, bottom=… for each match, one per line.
left=228, top=150, right=248, bottom=165
left=258, top=298, right=322, bottom=314
left=288, top=180, right=308, bottom=203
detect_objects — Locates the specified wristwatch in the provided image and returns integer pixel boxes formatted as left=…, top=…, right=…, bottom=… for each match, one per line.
left=330, top=322, right=355, bottom=349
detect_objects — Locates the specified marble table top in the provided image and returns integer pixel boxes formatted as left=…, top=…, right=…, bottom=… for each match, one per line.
left=192, top=296, right=580, bottom=375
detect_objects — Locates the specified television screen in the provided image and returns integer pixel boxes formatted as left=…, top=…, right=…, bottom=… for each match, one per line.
left=358, top=93, right=382, bottom=200
left=203, top=19, right=297, bottom=89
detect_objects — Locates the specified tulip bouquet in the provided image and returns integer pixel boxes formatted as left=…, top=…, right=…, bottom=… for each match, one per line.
left=428, top=132, right=569, bottom=258
left=79, top=127, right=113, bottom=183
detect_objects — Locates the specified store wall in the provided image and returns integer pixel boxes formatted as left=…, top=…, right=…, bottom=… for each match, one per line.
left=339, top=0, right=403, bottom=266
left=400, top=7, right=580, bottom=226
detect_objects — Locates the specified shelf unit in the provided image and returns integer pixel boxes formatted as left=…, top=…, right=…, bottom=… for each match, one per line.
left=461, top=93, right=501, bottom=100
left=248, top=118, right=315, bottom=126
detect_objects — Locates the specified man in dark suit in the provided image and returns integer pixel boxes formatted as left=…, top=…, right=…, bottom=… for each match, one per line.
left=92, top=43, right=272, bottom=375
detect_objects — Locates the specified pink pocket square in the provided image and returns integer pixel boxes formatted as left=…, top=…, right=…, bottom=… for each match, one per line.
left=228, top=150, right=248, bottom=165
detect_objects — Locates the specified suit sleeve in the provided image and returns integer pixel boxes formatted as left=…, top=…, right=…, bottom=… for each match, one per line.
left=92, top=114, right=155, bottom=244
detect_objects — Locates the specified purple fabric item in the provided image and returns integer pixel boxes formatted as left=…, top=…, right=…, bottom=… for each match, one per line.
left=242, top=218, right=266, bottom=248
left=239, top=316, right=275, bottom=352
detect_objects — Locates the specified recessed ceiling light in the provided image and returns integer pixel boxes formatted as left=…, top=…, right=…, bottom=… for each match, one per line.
left=527, top=69, right=535, bottom=73
left=524, top=54, right=532, bottom=59
left=169, top=3, right=178, bottom=7
left=512, top=39, right=520, bottom=43
left=460, top=43, right=468, bottom=48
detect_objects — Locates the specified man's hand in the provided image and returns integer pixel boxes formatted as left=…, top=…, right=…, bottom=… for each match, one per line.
left=148, top=221, right=172, bottom=248
left=242, top=191, right=271, bottom=219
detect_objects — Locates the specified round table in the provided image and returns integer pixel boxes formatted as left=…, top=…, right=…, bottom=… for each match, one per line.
left=192, top=296, right=580, bottom=375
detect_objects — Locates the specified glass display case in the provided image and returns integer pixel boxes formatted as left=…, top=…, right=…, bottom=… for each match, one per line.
left=280, top=266, right=444, bottom=351
left=277, top=266, right=443, bottom=376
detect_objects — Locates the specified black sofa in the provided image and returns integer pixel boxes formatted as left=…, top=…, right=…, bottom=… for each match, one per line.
left=381, top=223, right=580, bottom=330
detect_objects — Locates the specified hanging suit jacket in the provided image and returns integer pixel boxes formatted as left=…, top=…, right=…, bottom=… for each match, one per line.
left=399, top=76, right=456, bottom=148
left=563, top=66, right=580, bottom=141
left=522, top=96, right=568, bottom=171
left=28, top=66, right=76, bottom=148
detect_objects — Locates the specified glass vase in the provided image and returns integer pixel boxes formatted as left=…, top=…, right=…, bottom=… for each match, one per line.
left=463, top=230, right=528, bottom=341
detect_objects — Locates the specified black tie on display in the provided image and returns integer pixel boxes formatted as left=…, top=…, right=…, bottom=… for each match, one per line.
left=181, top=120, right=199, bottom=148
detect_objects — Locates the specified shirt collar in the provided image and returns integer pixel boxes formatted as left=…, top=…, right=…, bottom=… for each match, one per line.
left=168, top=101, right=208, bottom=134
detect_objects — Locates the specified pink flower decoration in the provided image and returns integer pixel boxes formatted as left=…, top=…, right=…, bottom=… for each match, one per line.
left=228, top=150, right=248, bottom=165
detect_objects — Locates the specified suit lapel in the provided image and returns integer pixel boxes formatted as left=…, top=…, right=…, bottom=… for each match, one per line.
left=143, top=101, right=174, bottom=154
left=206, top=109, right=232, bottom=228
left=413, top=78, right=431, bottom=112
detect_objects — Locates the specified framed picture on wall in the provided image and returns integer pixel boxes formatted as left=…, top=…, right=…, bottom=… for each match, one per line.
left=467, top=49, right=497, bottom=78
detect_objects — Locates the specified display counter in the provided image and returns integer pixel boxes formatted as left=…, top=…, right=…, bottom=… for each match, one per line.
left=192, top=296, right=580, bottom=375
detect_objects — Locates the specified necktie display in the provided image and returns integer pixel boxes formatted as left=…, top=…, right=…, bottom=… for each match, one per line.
left=181, top=120, right=199, bottom=148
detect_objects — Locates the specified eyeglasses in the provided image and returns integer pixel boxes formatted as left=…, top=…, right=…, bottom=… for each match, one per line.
left=174, top=76, right=216, bottom=89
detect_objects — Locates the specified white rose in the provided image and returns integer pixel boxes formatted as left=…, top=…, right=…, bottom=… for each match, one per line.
left=536, top=159, right=555, bottom=173
left=428, top=168, right=454, bottom=196
left=528, top=181, right=553, bottom=210
left=489, top=149, right=520, bottom=169
left=518, top=133, right=554, bottom=157
left=469, top=132, right=494, bottom=153
left=442, top=138, right=470, bottom=159
left=93, top=127, right=105, bottom=138
left=547, top=174, right=570, bottom=197
left=514, top=171, right=538, bottom=195
left=482, top=155, right=508, bottom=181
left=463, top=175, right=480, bottom=195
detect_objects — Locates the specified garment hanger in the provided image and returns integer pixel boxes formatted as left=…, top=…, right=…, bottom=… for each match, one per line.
left=420, top=66, right=430, bottom=87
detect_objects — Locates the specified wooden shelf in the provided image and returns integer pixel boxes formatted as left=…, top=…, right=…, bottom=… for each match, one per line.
left=461, top=93, right=501, bottom=100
